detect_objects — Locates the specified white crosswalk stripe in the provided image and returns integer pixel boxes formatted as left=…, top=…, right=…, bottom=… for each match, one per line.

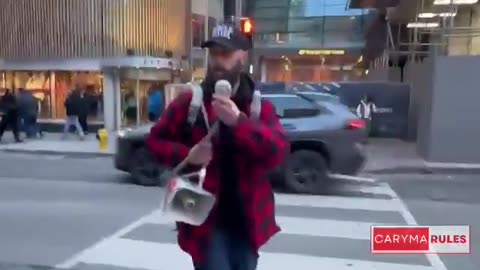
left=57, top=182, right=448, bottom=270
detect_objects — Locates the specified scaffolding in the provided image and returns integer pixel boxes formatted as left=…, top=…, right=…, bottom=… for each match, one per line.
left=370, top=0, right=480, bottom=70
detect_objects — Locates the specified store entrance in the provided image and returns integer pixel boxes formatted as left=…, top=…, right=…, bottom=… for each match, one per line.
left=117, top=68, right=172, bottom=128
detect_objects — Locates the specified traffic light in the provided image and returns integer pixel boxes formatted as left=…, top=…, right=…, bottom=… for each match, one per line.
left=240, top=18, right=254, bottom=47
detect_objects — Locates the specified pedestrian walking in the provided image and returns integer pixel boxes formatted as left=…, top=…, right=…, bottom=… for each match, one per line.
left=62, top=88, right=85, bottom=140
left=146, top=23, right=289, bottom=270
left=18, top=88, right=42, bottom=138
left=0, top=89, right=22, bottom=143
left=78, top=87, right=90, bottom=135
left=356, top=94, right=377, bottom=136
left=147, top=86, right=163, bottom=122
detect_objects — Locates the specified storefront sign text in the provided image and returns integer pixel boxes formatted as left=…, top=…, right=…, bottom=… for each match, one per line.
left=298, top=49, right=345, bottom=56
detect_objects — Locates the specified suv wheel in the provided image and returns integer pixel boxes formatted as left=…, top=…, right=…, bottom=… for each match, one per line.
left=130, top=147, right=160, bottom=186
left=284, top=150, right=330, bottom=194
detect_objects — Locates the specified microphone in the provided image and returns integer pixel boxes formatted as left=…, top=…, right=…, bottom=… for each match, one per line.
left=206, top=80, right=233, bottom=137
left=214, top=80, right=232, bottom=98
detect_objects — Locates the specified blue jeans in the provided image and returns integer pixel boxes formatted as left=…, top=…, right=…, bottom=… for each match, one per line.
left=22, top=114, right=41, bottom=138
left=195, top=229, right=258, bottom=270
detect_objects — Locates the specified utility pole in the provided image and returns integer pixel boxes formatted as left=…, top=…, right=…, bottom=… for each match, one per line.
left=224, top=0, right=242, bottom=26
left=235, top=0, right=243, bottom=25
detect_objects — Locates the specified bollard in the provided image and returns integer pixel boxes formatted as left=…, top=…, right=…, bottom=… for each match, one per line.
left=98, top=128, right=109, bottom=151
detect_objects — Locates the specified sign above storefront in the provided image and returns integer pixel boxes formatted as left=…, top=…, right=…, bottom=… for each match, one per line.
left=102, top=57, right=180, bottom=70
left=298, top=49, right=345, bottom=56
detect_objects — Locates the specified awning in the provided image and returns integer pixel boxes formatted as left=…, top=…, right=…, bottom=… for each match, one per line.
left=0, top=57, right=181, bottom=71
left=101, top=57, right=180, bottom=70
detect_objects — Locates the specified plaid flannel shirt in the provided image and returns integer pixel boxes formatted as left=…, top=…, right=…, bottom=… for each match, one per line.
left=146, top=88, right=289, bottom=264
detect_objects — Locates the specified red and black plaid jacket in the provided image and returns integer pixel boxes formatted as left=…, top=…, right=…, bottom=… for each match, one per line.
left=146, top=81, right=289, bottom=264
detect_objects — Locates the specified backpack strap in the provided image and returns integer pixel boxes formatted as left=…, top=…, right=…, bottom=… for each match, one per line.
left=250, top=89, right=262, bottom=120
left=187, top=83, right=203, bottom=126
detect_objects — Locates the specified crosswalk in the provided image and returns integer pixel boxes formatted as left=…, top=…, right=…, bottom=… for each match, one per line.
left=56, top=182, right=448, bottom=270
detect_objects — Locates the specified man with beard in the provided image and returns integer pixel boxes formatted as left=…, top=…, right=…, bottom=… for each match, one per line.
left=146, top=24, right=289, bottom=270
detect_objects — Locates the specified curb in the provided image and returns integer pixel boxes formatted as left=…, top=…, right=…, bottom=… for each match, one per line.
left=0, top=149, right=114, bottom=158
left=364, top=166, right=480, bottom=175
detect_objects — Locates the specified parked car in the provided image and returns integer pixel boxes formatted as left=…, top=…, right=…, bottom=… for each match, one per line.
left=114, top=85, right=367, bottom=194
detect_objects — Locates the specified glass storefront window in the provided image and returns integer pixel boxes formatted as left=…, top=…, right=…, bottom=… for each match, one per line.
left=0, top=71, right=103, bottom=121
left=1, top=71, right=54, bottom=118
left=263, top=57, right=365, bottom=82
left=192, top=14, right=206, bottom=48
left=52, top=72, right=104, bottom=122
left=120, top=76, right=169, bottom=128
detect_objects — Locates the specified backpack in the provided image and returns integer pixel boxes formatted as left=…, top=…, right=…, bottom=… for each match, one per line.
left=186, top=84, right=262, bottom=128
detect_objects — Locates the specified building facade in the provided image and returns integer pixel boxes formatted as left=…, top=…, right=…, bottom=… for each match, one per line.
left=0, top=0, right=190, bottom=130
left=349, top=0, right=480, bottom=164
left=191, top=0, right=224, bottom=82
left=251, top=0, right=374, bottom=82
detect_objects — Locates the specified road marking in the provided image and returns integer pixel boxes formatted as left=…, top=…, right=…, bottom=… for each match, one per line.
left=329, top=174, right=377, bottom=183
left=274, top=193, right=399, bottom=211
left=56, top=183, right=447, bottom=270
left=55, top=209, right=159, bottom=269
left=0, top=152, right=66, bottom=160
left=75, top=238, right=437, bottom=270
left=340, top=183, right=398, bottom=197
left=378, top=182, right=448, bottom=270
left=145, top=211, right=387, bottom=240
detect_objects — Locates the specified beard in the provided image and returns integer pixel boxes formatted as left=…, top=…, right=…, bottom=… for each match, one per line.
left=204, top=60, right=243, bottom=93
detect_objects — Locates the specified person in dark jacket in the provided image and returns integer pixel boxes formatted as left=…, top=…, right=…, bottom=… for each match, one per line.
left=0, top=89, right=22, bottom=142
left=146, top=24, right=289, bottom=270
left=62, top=88, right=85, bottom=140
left=78, top=87, right=90, bottom=134
left=18, top=88, right=42, bottom=138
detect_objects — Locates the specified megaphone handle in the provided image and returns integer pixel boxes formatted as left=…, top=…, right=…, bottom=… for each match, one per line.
left=198, top=167, right=207, bottom=188
left=172, top=158, right=189, bottom=175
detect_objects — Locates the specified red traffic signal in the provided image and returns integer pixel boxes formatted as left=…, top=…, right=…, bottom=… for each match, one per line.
left=240, top=18, right=254, bottom=34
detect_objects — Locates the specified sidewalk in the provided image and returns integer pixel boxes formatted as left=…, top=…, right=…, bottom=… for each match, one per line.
left=362, top=138, right=425, bottom=174
left=0, top=134, right=477, bottom=174
left=0, top=132, right=116, bottom=156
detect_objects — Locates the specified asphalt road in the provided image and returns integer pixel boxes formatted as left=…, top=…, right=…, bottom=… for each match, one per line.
left=0, top=152, right=478, bottom=270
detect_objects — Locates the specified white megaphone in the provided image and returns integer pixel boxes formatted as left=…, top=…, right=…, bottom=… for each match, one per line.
left=161, top=167, right=215, bottom=226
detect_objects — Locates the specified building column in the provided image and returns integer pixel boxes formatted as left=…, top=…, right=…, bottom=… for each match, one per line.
left=260, top=58, right=267, bottom=82
left=102, top=71, right=115, bottom=131
left=114, top=70, right=122, bottom=130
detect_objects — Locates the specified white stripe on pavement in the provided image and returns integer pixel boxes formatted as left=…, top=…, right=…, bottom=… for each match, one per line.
left=56, top=182, right=447, bottom=270
left=276, top=216, right=384, bottom=240
left=378, top=183, right=448, bottom=270
left=274, top=193, right=397, bottom=211
left=75, top=238, right=436, bottom=270
left=77, top=239, right=191, bottom=270
left=145, top=211, right=384, bottom=240
left=328, top=174, right=377, bottom=183
left=55, top=209, right=159, bottom=269
left=258, top=252, right=436, bottom=270
left=339, top=183, right=398, bottom=197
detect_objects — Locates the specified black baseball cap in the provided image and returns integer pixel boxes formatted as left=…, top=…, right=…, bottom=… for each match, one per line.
left=201, top=24, right=252, bottom=51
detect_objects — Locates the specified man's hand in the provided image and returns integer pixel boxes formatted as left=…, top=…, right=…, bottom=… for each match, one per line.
left=212, top=94, right=240, bottom=126
left=186, top=140, right=212, bottom=166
